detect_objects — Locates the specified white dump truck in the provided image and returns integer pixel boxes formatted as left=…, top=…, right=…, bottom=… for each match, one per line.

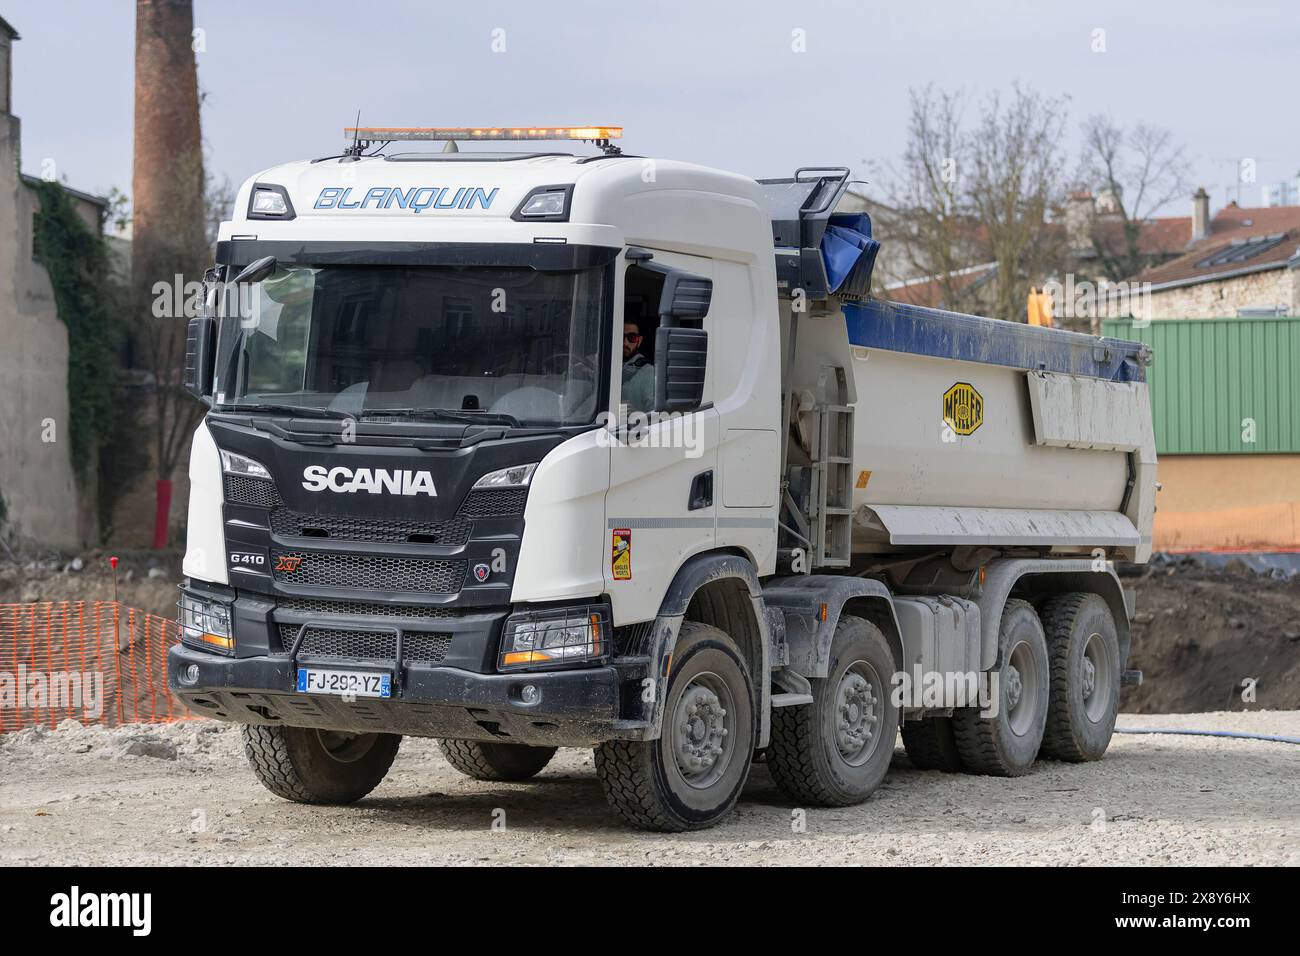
left=170, top=127, right=1156, bottom=831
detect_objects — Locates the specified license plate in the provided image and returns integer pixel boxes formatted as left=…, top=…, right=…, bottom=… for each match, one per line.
left=296, top=667, right=391, bottom=699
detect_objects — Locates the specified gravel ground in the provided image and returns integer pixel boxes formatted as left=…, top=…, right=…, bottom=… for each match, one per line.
left=1, top=711, right=1296, bottom=866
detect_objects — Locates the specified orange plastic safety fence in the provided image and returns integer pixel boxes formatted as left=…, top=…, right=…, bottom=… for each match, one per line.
left=0, top=601, right=196, bottom=732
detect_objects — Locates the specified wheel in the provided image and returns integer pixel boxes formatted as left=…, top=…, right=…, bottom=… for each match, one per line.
left=594, top=622, right=755, bottom=831
left=951, top=599, right=1049, bottom=776
left=1038, top=593, right=1121, bottom=762
left=241, top=724, right=401, bottom=804
left=438, top=739, right=558, bottom=781
left=767, top=614, right=899, bottom=806
left=901, top=716, right=963, bottom=771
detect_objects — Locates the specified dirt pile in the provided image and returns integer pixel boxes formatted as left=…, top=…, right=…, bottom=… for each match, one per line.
left=1121, top=559, right=1300, bottom=713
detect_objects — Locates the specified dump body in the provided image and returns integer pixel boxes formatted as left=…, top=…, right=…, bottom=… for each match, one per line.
left=766, top=180, right=1156, bottom=568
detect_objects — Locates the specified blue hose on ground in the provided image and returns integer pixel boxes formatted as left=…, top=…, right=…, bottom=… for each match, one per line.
left=1115, top=727, right=1300, bottom=745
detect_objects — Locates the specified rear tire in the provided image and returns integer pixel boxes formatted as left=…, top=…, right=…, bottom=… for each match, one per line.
left=1038, top=593, right=1121, bottom=762
left=952, top=599, right=1049, bottom=777
left=241, top=724, right=400, bottom=804
left=594, top=622, right=755, bottom=832
left=767, top=615, right=899, bottom=806
left=438, top=739, right=557, bottom=781
left=901, top=716, right=964, bottom=772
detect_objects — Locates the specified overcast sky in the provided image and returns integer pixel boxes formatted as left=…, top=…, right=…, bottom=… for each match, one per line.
left=5, top=0, right=1299, bottom=222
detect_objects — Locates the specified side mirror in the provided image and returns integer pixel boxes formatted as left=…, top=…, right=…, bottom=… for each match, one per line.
left=654, top=326, right=708, bottom=412
left=183, top=314, right=216, bottom=400
left=234, top=255, right=277, bottom=285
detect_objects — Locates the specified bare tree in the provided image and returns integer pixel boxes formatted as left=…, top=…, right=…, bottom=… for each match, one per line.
left=1080, top=115, right=1191, bottom=280
left=965, top=85, right=1071, bottom=322
left=877, top=85, right=1071, bottom=320
left=875, top=88, right=986, bottom=313
left=131, top=0, right=206, bottom=549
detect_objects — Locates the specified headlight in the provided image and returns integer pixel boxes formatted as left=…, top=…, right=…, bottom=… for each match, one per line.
left=178, top=593, right=235, bottom=654
left=499, top=606, right=609, bottom=669
left=510, top=184, right=573, bottom=222
left=219, top=449, right=271, bottom=480
left=247, top=184, right=295, bottom=220
left=473, top=463, right=537, bottom=489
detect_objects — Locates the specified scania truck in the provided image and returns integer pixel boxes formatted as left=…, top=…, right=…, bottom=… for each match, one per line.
left=170, top=126, right=1156, bottom=831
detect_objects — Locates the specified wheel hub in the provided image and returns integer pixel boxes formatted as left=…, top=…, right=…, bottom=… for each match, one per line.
left=675, top=685, right=728, bottom=776
left=835, top=672, right=877, bottom=758
left=1081, top=656, right=1097, bottom=698
left=1005, top=664, right=1024, bottom=710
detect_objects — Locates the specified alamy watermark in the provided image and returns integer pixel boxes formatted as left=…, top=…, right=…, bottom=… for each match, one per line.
left=892, top=666, right=1001, bottom=717
left=1041, top=274, right=1153, bottom=326
left=0, top=666, right=105, bottom=720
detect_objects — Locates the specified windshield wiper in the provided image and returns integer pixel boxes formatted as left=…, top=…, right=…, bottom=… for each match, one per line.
left=216, top=402, right=353, bottom=420
left=365, top=408, right=523, bottom=427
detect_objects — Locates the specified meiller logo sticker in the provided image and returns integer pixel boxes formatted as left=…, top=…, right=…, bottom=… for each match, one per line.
left=302, top=465, right=437, bottom=497
left=314, top=185, right=498, bottom=214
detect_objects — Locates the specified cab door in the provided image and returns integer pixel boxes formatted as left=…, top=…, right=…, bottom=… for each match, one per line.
left=603, top=251, right=719, bottom=625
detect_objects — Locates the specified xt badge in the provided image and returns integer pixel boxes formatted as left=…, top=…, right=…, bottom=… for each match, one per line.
left=472, top=563, right=491, bottom=583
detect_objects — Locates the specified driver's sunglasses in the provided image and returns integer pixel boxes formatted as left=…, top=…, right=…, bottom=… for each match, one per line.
left=624, top=332, right=643, bottom=342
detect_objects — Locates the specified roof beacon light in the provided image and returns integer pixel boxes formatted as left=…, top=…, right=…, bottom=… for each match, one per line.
left=343, top=126, right=623, bottom=156
left=344, top=126, right=621, bottom=143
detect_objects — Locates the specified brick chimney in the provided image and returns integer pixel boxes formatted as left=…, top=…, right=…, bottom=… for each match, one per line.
left=1191, top=187, right=1210, bottom=242
left=132, top=0, right=205, bottom=295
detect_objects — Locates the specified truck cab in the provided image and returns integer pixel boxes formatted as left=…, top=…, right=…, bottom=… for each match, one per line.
left=171, top=128, right=1155, bottom=831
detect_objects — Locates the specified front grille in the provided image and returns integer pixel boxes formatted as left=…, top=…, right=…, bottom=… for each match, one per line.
left=279, top=624, right=452, bottom=664
left=270, top=510, right=472, bottom=545
left=272, top=550, right=466, bottom=592
left=458, top=488, right=528, bottom=518
left=276, top=597, right=461, bottom=620
left=225, top=475, right=282, bottom=509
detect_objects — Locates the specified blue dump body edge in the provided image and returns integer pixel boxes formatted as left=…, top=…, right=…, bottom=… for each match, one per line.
left=842, top=298, right=1149, bottom=384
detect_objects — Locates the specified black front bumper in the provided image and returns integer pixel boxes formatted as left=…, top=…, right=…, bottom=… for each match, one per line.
left=169, top=643, right=645, bottom=746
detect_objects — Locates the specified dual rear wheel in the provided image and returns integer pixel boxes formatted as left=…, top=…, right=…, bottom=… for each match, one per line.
left=904, top=592, right=1122, bottom=775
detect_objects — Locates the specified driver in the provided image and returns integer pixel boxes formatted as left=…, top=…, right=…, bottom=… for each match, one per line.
left=622, top=318, right=655, bottom=412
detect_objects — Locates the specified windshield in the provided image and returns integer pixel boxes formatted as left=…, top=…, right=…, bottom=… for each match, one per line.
left=213, top=264, right=609, bottom=427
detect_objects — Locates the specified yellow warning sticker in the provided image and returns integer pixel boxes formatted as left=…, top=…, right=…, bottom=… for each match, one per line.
left=612, top=528, right=632, bottom=581
left=855, top=469, right=872, bottom=489
left=943, top=382, right=984, bottom=436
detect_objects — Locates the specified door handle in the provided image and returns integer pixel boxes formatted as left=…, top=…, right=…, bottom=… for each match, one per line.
left=688, top=470, right=713, bottom=511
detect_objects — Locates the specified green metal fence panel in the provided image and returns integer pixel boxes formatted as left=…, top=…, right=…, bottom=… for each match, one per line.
left=1102, top=317, right=1300, bottom=454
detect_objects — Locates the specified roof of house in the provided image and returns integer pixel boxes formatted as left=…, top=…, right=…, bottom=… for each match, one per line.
left=881, top=261, right=998, bottom=308
left=1135, top=203, right=1300, bottom=289
left=0, top=15, right=19, bottom=40
left=1092, top=217, right=1190, bottom=257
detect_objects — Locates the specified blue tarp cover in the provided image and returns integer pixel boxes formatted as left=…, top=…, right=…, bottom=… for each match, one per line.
left=821, top=213, right=880, bottom=293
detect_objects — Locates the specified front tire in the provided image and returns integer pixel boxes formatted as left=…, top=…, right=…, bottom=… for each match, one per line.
left=1038, top=593, right=1121, bottom=762
left=595, top=622, right=755, bottom=832
left=242, top=724, right=400, bottom=804
left=952, top=599, right=1049, bottom=776
left=767, top=615, right=899, bottom=806
left=438, top=739, right=557, bottom=781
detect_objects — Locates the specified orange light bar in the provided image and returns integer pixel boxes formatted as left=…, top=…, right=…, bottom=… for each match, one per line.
left=344, top=126, right=622, bottom=143
left=201, top=632, right=235, bottom=651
